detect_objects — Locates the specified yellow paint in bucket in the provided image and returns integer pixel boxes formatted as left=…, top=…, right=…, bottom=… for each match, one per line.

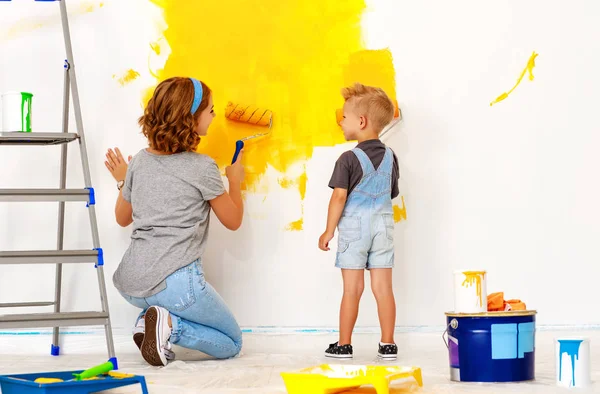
left=461, top=271, right=486, bottom=308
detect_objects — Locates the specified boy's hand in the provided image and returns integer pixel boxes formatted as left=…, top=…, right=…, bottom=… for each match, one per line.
left=105, top=147, right=132, bottom=182
left=319, top=230, right=335, bottom=251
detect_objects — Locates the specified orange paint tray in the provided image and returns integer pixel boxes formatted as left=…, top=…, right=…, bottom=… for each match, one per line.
left=280, top=364, right=423, bottom=394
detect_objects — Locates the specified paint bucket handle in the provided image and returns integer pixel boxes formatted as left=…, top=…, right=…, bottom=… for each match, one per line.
left=442, top=324, right=450, bottom=349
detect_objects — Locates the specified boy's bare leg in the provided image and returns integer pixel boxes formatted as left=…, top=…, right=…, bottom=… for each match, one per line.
left=370, top=268, right=396, bottom=344
left=339, top=269, right=365, bottom=345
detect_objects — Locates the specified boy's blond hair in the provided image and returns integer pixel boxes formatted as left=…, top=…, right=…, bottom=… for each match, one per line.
left=342, top=83, right=394, bottom=132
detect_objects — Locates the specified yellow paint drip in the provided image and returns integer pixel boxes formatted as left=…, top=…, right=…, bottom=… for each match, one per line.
left=393, top=196, right=407, bottom=222
left=114, top=69, right=141, bottom=86
left=278, top=170, right=308, bottom=201
left=461, top=271, right=486, bottom=307
left=146, top=0, right=397, bottom=196
left=490, top=51, right=538, bottom=106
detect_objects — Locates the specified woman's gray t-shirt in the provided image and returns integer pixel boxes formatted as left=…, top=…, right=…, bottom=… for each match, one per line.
left=113, top=149, right=225, bottom=298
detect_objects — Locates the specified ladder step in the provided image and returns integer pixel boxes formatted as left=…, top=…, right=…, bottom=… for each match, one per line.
left=0, top=312, right=109, bottom=329
left=0, top=250, right=99, bottom=265
left=0, top=302, right=55, bottom=308
left=0, top=132, right=78, bottom=146
left=0, top=188, right=91, bottom=202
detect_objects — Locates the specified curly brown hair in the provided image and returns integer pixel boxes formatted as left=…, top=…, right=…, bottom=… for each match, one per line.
left=139, top=77, right=211, bottom=153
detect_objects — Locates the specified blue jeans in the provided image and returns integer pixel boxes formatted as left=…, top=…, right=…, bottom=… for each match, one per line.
left=119, top=260, right=243, bottom=359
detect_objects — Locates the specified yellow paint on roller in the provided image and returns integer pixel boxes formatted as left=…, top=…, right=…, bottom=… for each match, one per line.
left=461, top=271, right=486, bottom=307
left=393, top=196, right=407, bottom=222
left=225, top=102, right=273, bottom=127
left=490, top=51, right=538, bottom=106
left=114, top=69, right=141, bottom=86
left=146, top=1, right=397, bottom=196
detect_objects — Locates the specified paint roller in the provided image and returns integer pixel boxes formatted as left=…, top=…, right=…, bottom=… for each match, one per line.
left=225, top=101, right=273, bottom=164
left=336, top=99, right=402, bottom=138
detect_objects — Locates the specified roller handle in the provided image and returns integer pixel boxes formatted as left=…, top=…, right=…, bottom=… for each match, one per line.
left=232, top=140, right=244, bottom=164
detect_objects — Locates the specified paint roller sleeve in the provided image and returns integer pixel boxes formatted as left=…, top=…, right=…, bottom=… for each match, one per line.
left=225, top=102, right=273, bottom=127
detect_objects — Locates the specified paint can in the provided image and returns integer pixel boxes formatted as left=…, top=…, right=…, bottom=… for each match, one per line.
left=555, top=338, right=591, bottom=388
left=453, top=270, right=487, bottom=313
left=1, top=91, right=33, bottom=132
left=444, top=311, right=536, bottom=382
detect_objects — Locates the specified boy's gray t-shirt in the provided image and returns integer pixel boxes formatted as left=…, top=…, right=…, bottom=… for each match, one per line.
left=113, top=149, right=225, bottom=298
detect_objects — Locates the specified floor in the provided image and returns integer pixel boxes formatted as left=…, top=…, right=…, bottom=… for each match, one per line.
left=0, top=330, right=598, bottom=393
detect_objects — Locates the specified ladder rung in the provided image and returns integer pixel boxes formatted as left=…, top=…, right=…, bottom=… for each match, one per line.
left=0, top=250, right=98, bottom=265
left=0, top=132, right=79, bottom=146
left=0, top=189, right=91, bottom=202
left=0, top=312, right=109, bottom=329
left=0, top=302, right=55, bottom=308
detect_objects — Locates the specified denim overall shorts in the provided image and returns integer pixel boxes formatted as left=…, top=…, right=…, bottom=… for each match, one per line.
left=335, top=147, right=395, bottom=269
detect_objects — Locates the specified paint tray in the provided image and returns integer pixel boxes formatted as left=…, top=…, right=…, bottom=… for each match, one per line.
left=0, top=370, right=148, bottom=394
left=281, top=364, right=423, bottom=394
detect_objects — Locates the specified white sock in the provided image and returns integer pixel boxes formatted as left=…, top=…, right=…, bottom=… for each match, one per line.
left=380, top=342, right=395, bottom=346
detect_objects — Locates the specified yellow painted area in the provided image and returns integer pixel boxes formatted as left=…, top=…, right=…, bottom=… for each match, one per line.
left=34, top=378, right=64, bottom=384
left=114, top=69, right=141, bottom=86
left=108, top=371, right=135, bottom=379
left=461, top=271, right=486, bottom=307
left=393, top=196, right=407, bottom=222
left=490, top=51, right=538, bottom=106
left=278, top=170, right=308, bottom=201
left=147, top=1, right=397, bottom=195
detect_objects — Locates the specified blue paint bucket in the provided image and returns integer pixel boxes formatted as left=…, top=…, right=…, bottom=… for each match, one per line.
left=444, top=311, right=537, bottom=382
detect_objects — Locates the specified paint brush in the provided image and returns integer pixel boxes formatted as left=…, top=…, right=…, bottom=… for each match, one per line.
left=225, top=101, right=273, bottom=164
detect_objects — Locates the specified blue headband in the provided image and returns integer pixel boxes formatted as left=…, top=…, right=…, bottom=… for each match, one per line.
left=190, top=78, right=203, bottom=114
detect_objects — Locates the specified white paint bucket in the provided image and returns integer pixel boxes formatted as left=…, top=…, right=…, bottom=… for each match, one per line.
left=1, top=91, right=33, bottom=132
left=453, top=270, right=487, bottom=313
left=556, top=338, right=591, bottom=388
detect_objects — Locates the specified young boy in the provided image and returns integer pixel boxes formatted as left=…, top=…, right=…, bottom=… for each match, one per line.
left=319, top=83, right=399, bottom=360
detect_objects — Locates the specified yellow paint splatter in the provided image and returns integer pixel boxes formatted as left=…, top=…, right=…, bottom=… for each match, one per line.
left=393, top=196, right=407, bottom=222
left=150, top=42, right=161, bottom=56
left=146, top=1, right=397, bottom=194
left=461, top=271, right=486, bottom=307
left=278, top=170, right=308, bottom=200
left=286, top=218, right=304, bottom=231
left=490, top=51, right=538, bottom=106
left=114, top=69, right=141, bottom=86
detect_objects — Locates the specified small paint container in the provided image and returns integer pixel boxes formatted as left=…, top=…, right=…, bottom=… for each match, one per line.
left=454, top=270, right=487, bottom=313
left=1, top=91, right=33, bottom=132
left=556, top=338, right=591, bottom=388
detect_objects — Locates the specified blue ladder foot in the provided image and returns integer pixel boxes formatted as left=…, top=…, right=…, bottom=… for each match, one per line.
left=109, top=357, right=119, bottom=370
left=50, top=344, right=60, bottom=356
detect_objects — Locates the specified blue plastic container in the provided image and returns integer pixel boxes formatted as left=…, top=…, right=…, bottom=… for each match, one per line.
left=0, top=370, right=148, bottom=394
left=444, top=310, right=537, bottom=382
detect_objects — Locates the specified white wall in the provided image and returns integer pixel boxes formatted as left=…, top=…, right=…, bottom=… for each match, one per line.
left=1, top=0, right=600, bottom=334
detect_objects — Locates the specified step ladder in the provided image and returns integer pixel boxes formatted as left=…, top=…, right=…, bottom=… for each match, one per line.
left=0, top=0, right=116, bottom=359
